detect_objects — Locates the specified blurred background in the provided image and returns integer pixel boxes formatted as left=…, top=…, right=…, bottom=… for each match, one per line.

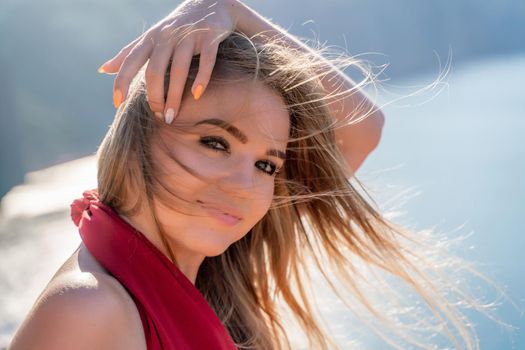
left=0, top=0, right=523, bottom=348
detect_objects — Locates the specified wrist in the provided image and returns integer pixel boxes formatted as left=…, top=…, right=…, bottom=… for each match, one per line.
left=224, top=0, right=244, bottom=31
left=225, top=0, right=258, bottom=35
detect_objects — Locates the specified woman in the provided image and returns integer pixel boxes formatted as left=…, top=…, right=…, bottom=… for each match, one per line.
left=9, top=1, right=484, bottom=349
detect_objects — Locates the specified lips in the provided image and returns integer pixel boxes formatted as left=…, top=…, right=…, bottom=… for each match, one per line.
left=196, top=200, right=243, bottom=226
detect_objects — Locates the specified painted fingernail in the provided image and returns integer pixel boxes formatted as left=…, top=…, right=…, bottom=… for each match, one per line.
left=155, top=112, right=164, bottom=119
left=193, top=84, right=204, bottom=101
left=97, top=64, right=106, bottom=73
left=113, top=89, right=123, bottom=108
left=165, top=108, right=175, bottom=124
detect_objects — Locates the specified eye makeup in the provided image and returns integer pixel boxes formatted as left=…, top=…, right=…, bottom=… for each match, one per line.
left=199, top=136, right=230, bottom=154
left=195, top=118, right=286, bottom=161
left=198, top=135, right=281, bottom=176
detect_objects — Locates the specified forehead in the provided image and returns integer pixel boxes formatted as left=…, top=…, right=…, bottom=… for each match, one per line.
left=178, top=79, right=290, bottom=144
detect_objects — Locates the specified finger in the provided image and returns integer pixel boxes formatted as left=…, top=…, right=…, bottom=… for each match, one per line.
left=98, top=32, right=146, bottom=74
left=113, top=36, right=154, bottom=109
left=163, top=41, right=195, bottom=124
left=145, top=40, right=176, bottom=118
left=191, top=38, right=219, bottom=101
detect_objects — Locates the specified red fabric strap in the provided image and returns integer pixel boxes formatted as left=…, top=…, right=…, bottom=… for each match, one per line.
left=70, top=190, right=237, bottom=350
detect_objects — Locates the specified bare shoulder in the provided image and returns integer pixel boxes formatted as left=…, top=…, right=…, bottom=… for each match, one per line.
left=8, top=245, right=146, bottom=350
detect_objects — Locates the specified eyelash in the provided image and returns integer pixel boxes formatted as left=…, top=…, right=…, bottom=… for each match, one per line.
left=199, top=136, right=281, bottom=176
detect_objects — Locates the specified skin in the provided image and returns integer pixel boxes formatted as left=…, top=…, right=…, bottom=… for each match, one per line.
left=8, top=244, right=148, bottom=350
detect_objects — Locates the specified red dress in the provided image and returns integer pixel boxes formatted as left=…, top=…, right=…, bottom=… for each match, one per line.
left=70, top=190, right=238, bottom=350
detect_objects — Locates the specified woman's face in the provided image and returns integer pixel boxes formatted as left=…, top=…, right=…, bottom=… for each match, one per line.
left=150, top=79, right=290, bottom=258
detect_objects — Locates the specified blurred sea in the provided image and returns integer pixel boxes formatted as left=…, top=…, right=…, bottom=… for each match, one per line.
left=0, top=54, right=523, bottom=349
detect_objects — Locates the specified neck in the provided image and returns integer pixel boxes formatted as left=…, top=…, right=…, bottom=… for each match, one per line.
left=119, top=211, right=205, bottom=285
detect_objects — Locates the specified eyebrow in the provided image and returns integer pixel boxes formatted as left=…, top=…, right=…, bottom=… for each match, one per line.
left=194, top=118, right=287, bottom=160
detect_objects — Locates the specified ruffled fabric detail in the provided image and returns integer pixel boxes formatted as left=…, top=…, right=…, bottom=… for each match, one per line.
left=70, top=189, right=99, bottom=227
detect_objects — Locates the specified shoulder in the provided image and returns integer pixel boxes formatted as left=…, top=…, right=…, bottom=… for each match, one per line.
left=8, top=268, right=146, bottom=349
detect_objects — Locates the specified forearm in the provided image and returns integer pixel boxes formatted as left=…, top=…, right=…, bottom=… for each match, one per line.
left=229, top=0, right=385, bottom=173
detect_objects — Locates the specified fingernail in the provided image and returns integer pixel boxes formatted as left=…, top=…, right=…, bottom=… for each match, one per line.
left=165, top=108, right=175, bottom=124
left=155, top=112, right=164, bottom=119
left=193, top=84, right=204, bottom=101
left=113, top=89, right=123, bottom=108
left=97, top=64, right=106, bottom=73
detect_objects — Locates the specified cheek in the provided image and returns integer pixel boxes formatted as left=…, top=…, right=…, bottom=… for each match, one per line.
left=247, top=184, right=275, bottom=222
left=153, top=138, right=214, bottom=192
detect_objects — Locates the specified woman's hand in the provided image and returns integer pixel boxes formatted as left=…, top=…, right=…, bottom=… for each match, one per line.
left=99, top=0, right=238, bottom=123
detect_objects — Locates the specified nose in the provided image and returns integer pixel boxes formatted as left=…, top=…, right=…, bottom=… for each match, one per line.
left=217, top=157, right=257, bottom=195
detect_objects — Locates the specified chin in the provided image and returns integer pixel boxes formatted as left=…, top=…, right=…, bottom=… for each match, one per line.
left=191, top=235, right=237, bottom=257
left=174, top=225, right=249, bottom=258
left=199, top=243, right=232, bottom=257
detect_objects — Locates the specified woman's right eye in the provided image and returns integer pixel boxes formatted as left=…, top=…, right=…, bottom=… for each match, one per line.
left=199, top=136, right=231, bottom=153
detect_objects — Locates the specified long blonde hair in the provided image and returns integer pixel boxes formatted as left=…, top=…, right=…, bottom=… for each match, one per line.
left=97, top=32, right=490, bottom=349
